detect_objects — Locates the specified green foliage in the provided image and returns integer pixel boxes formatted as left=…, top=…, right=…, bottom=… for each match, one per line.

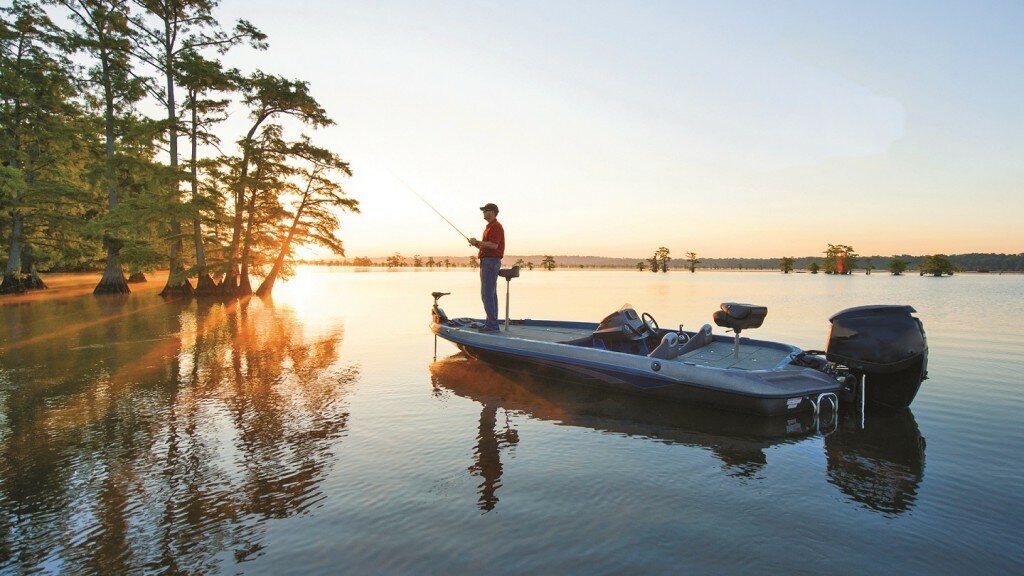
left=385, top=253, right=406, bottom=268
left=0, top=2, right=353, bottom=296
left=685, top=251, right=700, bottom=273
left=541, top=255, right=555, bottom=270
left=636, top=261, right=645, bottom=272
left=823, top=244, right=857, bottom=274
left=1, top=1, right=97, bottom=278
left=920, top=254, right=956, bottom=276
left=0, top=166, right=27, bottom=201
left=651, top=246, right=671, bottom=272
left=808, top=262, right=820, bottom=274
left=779, top=256, right=794, bottom=274
left=888, top=258, right=908, bottom=275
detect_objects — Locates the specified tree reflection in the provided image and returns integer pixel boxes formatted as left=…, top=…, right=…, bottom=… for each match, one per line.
left=430, top=354, right=925, bottom=515
left=0, top=295, right=357, bottom=573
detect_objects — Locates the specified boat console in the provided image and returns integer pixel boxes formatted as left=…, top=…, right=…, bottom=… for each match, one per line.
left=593, top=306, right=657, bottom=354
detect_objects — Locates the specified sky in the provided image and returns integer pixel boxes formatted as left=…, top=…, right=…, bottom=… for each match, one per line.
left=213, top=0, right=1024, bottom=258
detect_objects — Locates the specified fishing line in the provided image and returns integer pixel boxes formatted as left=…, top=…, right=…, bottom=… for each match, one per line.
left=390, top=172, right=471, bottom=242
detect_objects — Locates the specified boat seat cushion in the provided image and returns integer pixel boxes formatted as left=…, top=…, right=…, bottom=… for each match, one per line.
left=713, top=303, right=767, bottom=332
left=498, top=265, right=520, bottom=280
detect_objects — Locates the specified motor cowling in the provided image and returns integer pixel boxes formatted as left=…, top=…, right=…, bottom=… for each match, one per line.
left=826, top=305, right=928, bottom=409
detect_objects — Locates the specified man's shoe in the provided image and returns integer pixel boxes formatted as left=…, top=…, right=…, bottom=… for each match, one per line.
left=476, top=325, right=501, bottom=333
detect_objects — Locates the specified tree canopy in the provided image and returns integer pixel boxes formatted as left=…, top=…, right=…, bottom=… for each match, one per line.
left=0, top=0, right=355, bottom=297
left=920, top=254, right=956, bottom=276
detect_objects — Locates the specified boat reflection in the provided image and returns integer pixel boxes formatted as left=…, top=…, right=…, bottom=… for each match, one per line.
left=0, top=296, right=358, bottom=573
left=429, top=353, right=924, bottom=516
left=825, top=410, right=926, bottom=516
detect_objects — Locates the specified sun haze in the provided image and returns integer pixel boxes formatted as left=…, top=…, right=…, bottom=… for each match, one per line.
left=217, top=0, right=1024, bottom=258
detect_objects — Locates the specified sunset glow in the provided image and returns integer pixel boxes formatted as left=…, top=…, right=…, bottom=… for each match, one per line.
left=213, top=0, right=1024, bottom=259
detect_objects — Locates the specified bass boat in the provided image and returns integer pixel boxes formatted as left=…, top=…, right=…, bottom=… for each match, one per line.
left=429, top=267, right=928, bottom=417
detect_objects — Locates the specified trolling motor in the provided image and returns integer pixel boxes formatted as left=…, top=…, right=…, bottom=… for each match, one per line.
left=497, top=265, right=520, bottom=331
left=432, top=291, right=450, bottom=324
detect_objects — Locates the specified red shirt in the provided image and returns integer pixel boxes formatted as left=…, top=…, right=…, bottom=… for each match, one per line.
left=479, top=219, right=505, bottom=258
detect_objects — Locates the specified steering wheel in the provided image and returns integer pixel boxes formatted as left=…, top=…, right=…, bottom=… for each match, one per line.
left=641, top=312, right=659, bottom=334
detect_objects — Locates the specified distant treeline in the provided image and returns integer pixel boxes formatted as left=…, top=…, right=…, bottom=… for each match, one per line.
left=703, top=253, right=1024, bottom=273
left=308, top=252, right=1024, bottom=272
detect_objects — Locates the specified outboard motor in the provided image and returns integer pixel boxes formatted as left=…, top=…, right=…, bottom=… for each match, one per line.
left=826, top=305, right=928, bottom=410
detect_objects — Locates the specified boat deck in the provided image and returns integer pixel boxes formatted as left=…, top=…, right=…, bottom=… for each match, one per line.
left=502, top=324, right=591, bottom=342
left=473, top=325, right=794, bottom=371
left=677, top=341, right=792, bottom=371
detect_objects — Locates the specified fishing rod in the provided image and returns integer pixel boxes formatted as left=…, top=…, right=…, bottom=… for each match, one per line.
left=391, top=172, right=471, bottom=242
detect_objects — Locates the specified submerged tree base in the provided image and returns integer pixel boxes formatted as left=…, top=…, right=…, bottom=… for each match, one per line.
left=194, top=274, right=218, bottom=294
left=0, top=273, right=48, bottom=294
left=237, top=273, right=253, bottom=297
left=127, top=272, right=148, bottom=283
left=93, top=279, right=130, bottom=294
left=160, top=279, right=195, bottom=297
left=94, top=271, right=130, bottom=294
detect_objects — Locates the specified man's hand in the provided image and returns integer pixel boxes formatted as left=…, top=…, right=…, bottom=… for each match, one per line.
left=468, top=237, right=479, bottom=247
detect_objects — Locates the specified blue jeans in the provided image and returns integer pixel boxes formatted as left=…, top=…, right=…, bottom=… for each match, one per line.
left=480, top=257, right=501, bottom=328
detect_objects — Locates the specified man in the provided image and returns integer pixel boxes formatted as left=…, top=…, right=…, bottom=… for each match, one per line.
left=468, top=203, right=504, bottom=332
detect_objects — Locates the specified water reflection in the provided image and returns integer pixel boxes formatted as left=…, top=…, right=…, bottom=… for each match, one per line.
left=0, top=295, right=358, bottom=573
left=430, top=354, right=925, bottom=516
left=825, top=410, right=926, bottom=516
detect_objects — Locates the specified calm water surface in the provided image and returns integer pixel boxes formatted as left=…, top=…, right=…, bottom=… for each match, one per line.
left=1, top=268, right=1022, bottom=574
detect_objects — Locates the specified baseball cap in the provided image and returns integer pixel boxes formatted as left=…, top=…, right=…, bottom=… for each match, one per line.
left=479, top=203, right=499, bottom=212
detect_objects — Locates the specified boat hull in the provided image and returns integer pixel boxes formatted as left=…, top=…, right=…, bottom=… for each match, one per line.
left=458, top=343, right=826, bottom=415
left=434, top=320, right=843, bottom=416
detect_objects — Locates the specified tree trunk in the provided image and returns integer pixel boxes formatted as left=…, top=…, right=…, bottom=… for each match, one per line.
left=220, top=201, right=244, bottom=297
left=0, top=212, right=27, bottom=294
left=92, top=45, right=129, bottom=295
left=190, top=96, right=216, bottom=294
left=237, top=188, right=259, bottom=296
left=160, top=219, right=192, bottom=296
left=94, top=240, right=130, bottom=294
left=159, top=43, right=191, bottom=297
left=20, top=244, right=46, bottom=289
left=255, top=189, right=310, bottom=297
left=221, top=115, right=267, bottom=298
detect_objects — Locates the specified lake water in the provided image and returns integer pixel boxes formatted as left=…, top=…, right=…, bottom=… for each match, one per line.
left=1, top=268, right=1022, bottom=574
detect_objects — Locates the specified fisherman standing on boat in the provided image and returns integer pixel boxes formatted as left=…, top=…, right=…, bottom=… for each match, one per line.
left=468, top=203, right=504, bottom=332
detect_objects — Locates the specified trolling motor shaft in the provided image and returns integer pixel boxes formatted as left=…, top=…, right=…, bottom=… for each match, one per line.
left=497, top=266, right=520, bottom=331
